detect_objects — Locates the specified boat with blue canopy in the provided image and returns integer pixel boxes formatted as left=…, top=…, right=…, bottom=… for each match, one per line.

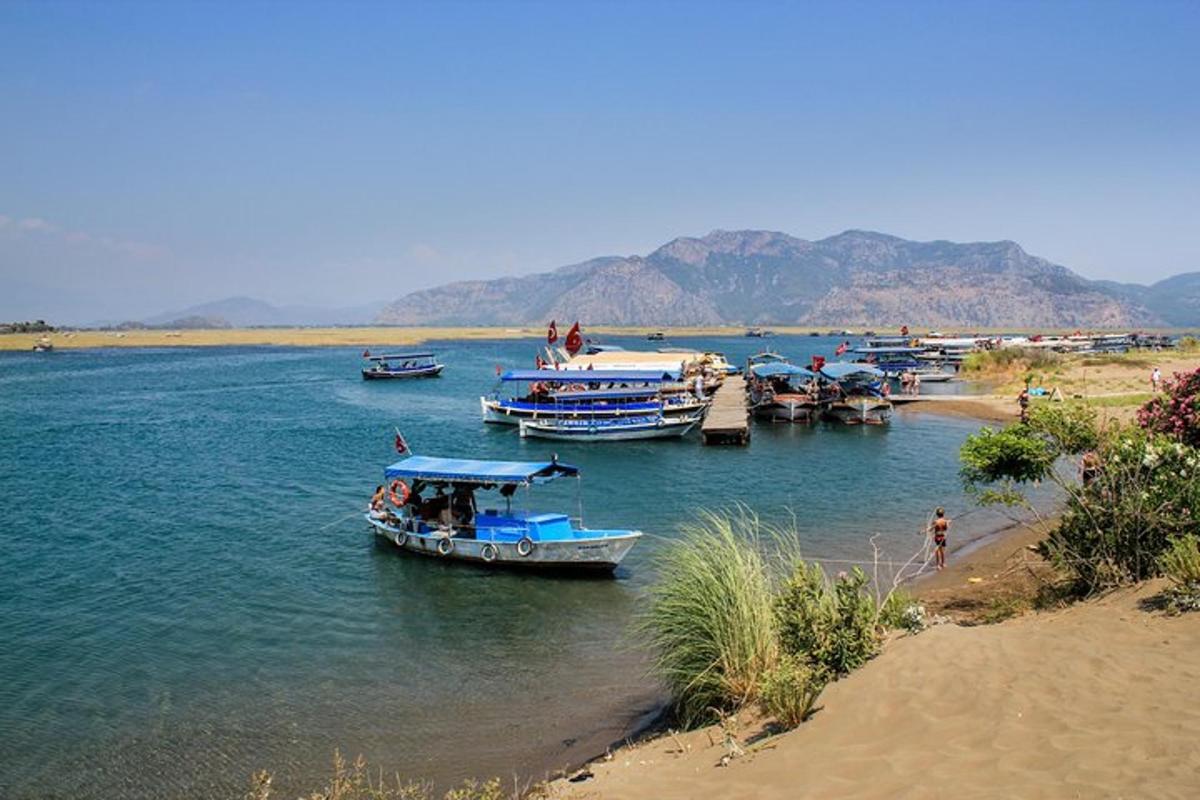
left=747, top=360, right=821, bottom=422
left=362, top=352, right=444, bottom=380
left=480, top=368, right=707, bottom=425
left=819, top=362, right=893, bottom=425
left=365, top=454, right=642, bottom=572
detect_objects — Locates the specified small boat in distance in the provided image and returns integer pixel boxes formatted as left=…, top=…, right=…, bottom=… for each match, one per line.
left=745, top=327, right=774, bottom=338
left=646, top=331, right=666, bottom=341
left=361, top=352, right=444, bottom=380
left=32, top=337, right=54, bottom=352
left=366, top=455, right=642, bottom=572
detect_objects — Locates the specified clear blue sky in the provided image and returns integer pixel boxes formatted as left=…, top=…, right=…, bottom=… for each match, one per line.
left=2, top=0, right=1197, bottom=322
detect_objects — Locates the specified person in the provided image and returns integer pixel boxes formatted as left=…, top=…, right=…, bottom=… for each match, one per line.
left=1018, top=387, right=1030, bottom=422
left=1151, top=367, right=1162, bottom=393
left=368, top=485, right=387, bottom=518
left=930, top=508, right=950, bottom=570
left=911, top=372, right=921, bottom=396
left=900, top=371, right=911, bottom=395
left=1080, top=449, right=1102, bottom=488
left=451, top=485, right=476, bottom=528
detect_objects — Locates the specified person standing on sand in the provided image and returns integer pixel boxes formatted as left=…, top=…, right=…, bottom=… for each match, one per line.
left=930, top=508, right=950, bottom=570
left=1151, top=367, right=1162, bottom=393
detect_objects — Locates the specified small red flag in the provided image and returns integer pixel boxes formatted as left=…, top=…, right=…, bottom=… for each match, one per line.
left=394, top=429, right=409, bottom=455
left=811, top=355, right=826, bottom=372
left=547, top=320, right=559, bottom=345
left=362, top=349, right=371, bottom=358
left=835, top=341, right=848, bottom=356
left=565, top=321, right=583, bottom=356
left=900, top=325, right=909, bottom=336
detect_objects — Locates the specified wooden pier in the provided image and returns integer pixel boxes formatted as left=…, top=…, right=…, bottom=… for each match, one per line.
left=702, top=379, right=750, bottom=445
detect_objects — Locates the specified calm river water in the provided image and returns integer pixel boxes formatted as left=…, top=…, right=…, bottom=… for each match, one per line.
left=0, top=335, right=1017, bottom=798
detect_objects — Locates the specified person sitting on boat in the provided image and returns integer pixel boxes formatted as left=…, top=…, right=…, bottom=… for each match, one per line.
left=451, top=485, right=477, bottom=529
left=368, top=485, right=388, bottom=519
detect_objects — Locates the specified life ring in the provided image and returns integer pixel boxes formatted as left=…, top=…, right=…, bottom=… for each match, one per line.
left=516, top=536, right=535, bottom=557
left=480, top=543, right=498, bottom=563
left=437, top=537, right=454, bottom=556
left=388, top=479, right=410, bottom=507
left=393, top=531, right=408, bottom=548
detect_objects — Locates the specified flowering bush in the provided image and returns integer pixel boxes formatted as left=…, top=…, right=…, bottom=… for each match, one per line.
left=1045, top=428, right=1200, bottom=589
left=1138, top=367, right=1200, bottom=447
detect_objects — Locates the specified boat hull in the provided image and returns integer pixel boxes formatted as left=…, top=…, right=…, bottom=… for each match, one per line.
left=518, top=415, right=699, bottom=441
left=367, top=517, right=641, bottom=572
left=481, top=396, right=706, bottom=425
left=752, top=394, right=818, bottom=422
left=362, top=365, right=444, bottom=380
left=825, top=397, right=893, bottom=425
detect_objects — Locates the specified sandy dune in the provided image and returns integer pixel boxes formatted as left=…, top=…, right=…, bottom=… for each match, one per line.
left=548, top=584, right=1200, bottom=800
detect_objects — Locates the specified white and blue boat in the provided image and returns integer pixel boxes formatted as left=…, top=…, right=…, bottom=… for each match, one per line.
left=481, top=368, right=707, bottom=425
left=362, top=352, right=445, bottom=380
left=366, top=455, right=642, bottom=572
left=747, top=361, right=820, bottom=422
left=518, top=410, right=702, bottom=441
left=819, top=362, right=892, bottom=425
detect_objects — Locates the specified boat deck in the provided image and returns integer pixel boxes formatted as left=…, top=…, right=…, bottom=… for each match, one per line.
left=701, top=380, right=750, bottom=445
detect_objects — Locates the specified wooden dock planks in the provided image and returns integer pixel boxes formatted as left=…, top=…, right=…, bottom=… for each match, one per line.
left=701, top=379, right=750, bottom=445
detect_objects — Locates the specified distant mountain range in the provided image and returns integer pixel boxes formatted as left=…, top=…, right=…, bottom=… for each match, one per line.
left=140, top=296, right=384, bottom=328
left=374, top=230, right=1200, bottom=328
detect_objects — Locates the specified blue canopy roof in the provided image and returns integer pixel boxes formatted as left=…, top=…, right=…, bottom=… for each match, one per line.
left=384, top=455, right=579, bottom=485
left=820, top=362, right=885, bottom=380
left=548, top=387, right=660, bottom=400
left=749, top=362, right=815, bottom=379
left=367, top=352, right=435, bottom=360
left=500, top=368, right=681, bottom=382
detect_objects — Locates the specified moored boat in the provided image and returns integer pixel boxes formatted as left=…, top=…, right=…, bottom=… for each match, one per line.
left=820, top=362, right=892, bottom=425
left=518, top=411, right=702, bottom=441
left=366, top=455, right=641, bottom=572
left=747, top=361, right=821, bottom=422
left=362, top=352, right=444, bottom=379
left=481, top=369, right=707, bottom=425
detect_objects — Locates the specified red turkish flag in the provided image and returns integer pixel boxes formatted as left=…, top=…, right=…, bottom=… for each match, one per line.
left=900, top=325, right=909, bottom=336
left=811, top=355, right=826, bottom=372
left=565, top=322, right=583, bottom=356
left=547, top=320, right=559, bottom=345
left=835, top=341, right=848, bottom=356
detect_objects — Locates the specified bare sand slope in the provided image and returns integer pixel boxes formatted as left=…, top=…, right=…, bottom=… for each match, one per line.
left=549, top=585, right=1200, bottom=800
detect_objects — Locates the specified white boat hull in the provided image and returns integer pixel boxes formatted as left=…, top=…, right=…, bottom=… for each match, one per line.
left=367, top=517, right=641, bottom=571
left=826, top=397, right=893, bottom=425
left=518, top=415, right=699, bottom=441
left=481, top=396, right=706, bottom=425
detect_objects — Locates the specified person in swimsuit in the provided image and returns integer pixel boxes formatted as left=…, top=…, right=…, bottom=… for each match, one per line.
left=931, top=507, right=950, bottom=570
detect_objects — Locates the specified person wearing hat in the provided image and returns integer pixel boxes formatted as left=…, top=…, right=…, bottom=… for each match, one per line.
left=930, top=507, right=950, bottom=570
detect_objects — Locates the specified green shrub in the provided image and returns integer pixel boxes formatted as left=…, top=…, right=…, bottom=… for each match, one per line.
left=879, top=588, right=926, bottom=633
left=1159, top=535, right=1200, bottom=614
left=759, top=653, right=825, bottom=728
left=638, top=510, right=781, bottom=726
left=775, top=565, right=879, bottom=676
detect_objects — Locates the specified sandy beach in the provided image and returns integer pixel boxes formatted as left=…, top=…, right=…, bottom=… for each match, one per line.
left=545, top=574, right=1200, bottom=800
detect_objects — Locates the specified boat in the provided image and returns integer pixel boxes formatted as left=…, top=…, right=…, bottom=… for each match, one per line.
left=362, top=352, right=444, bottom=380
left=481, top=369, right=708, bottom=425
left=32, top=337, right=53, bottom=352
left=647, top=331, right=666, bottom=341
left=820, top=363, right=892, bottom=425
left=518, top=411, right=702, bottom=441
left=745, top=327, right=774, bottom=338
left=366, top=455, right=641, bottom=572
left=747, top=361, right=821, bottom=422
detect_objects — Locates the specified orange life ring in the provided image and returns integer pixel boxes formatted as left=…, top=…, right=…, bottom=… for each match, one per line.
left=388, top=479, right=410, bottom=507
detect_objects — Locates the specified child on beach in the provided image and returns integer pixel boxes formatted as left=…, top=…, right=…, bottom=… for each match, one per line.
left=1151, top=367, right=1162, bottom=392
left=930, top=508, right=950, bottom=570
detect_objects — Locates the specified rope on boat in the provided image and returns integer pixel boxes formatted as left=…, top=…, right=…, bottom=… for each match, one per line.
left=319, top=509, right=365, bottom=531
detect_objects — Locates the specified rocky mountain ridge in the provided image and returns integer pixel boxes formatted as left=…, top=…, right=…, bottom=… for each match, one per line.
left=376, top=229, right=1193, bottom=328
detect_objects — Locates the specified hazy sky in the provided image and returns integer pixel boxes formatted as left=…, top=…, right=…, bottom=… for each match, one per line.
left=2, top=0, right=1198, bottom=322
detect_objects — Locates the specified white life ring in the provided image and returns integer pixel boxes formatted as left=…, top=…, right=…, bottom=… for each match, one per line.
left=516, top=536, right=535, bottom=557
left=394, top=531, right=408, bottom=548
left=437, top=537, right=454, bottom=556
left=480, top=543, right=498, bottom=563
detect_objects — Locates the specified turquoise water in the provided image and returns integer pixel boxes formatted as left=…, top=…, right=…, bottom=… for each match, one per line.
left=0, top=336, right=1009, bottom=798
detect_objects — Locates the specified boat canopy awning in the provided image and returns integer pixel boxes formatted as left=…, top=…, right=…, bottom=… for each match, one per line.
left=749, top=362, right=815, bottom=378
left=820, top=362, right=885, bottom=380
left=384, top=455, right=579, bottom=485
left=367, top=353, right=435, bottom=361
left=852, top=346, right=925, bottom=354
left=500, top=368, right=681, bottom=382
